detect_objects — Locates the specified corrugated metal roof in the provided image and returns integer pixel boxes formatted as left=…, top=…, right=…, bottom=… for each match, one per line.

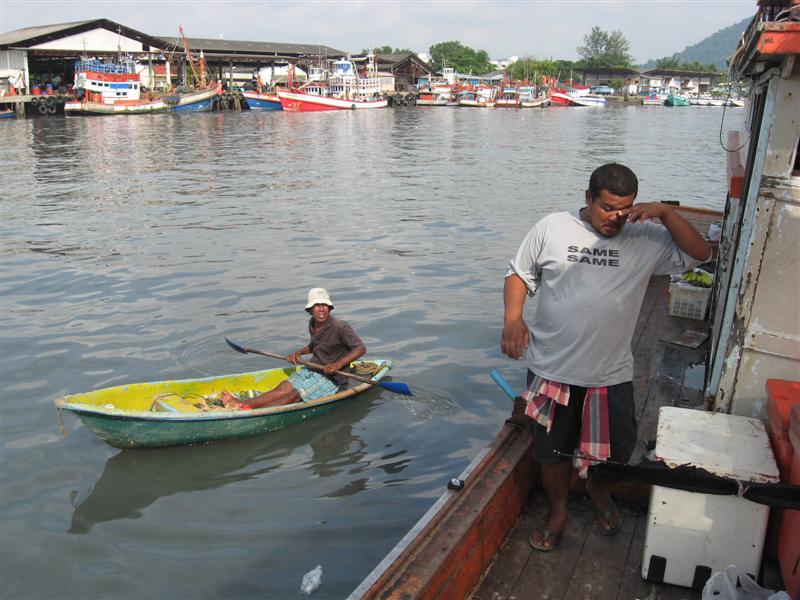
left=0, top=19, right=97, bottom=46
left=158, top=36, right=346, bottom=57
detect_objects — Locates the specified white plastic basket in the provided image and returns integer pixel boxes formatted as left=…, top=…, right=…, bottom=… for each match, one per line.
left=668, top=282, right=711, bottom=320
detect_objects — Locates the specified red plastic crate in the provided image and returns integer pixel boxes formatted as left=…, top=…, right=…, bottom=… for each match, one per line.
left=766, top=379, right=800, bottom=437
left=777, top=447, right=800, bottom=600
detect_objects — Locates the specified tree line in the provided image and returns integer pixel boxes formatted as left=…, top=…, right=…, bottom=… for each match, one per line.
left=368, top=26, right=720, bottom=80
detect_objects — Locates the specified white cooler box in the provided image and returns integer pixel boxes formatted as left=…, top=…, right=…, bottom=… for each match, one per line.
left=641, top=407, right=779, bottom=590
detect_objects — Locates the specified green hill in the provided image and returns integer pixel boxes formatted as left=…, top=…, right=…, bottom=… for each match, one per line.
left=641, top=17, right=751, bottom=70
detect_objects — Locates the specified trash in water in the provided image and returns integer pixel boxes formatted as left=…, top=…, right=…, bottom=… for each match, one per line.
left=300, top=565, right=322, bottom=595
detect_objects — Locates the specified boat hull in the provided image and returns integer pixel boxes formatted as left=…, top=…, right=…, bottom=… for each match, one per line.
left=665, top=94, right=690, bottom=106
left=571, top=94, right=608, bottom=107
left=550, top=92, right=574, bottom=106
left=242, top=91, right=282, bottom=110
left=0, top=110, right=16, bottom=119
left=64, top=88, right=217, bottom=115
left=278, top=90, right=388, bottom=111
left=56, top=359, right=391, bottom=447
left=458, top=100, right=495, bottom=108
left=520, top=96, right=551, bottom=108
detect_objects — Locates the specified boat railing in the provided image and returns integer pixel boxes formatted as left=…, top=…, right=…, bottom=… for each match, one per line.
left=75, top=59, right=136, bottom=75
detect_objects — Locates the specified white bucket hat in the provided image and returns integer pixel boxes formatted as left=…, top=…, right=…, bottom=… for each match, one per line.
left=305, top=287, right=334, bottom=312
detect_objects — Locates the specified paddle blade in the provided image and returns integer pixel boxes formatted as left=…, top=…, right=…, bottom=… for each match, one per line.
left=379, top=381, right=412, bottom=396
left=225, top=337, right=248, bottom=354
left=490, top=370, right=516, bottom=400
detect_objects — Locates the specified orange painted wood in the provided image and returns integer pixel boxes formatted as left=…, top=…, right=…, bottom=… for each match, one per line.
left=757, top=23, right=800, bottom=57
left=360, top=424, right=534, bottom=599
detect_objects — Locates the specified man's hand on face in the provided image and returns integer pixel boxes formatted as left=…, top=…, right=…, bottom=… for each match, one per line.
left=619, top=202, right=668, bottom=224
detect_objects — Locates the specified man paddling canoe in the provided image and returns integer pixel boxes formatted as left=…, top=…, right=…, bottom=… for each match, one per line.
left=501, top=163, right=710, bottom=552
left=221, top=287, right=366, bottom=409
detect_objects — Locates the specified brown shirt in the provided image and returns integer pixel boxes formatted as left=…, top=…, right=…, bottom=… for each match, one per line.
left=308, top=316, right=364, bottom=385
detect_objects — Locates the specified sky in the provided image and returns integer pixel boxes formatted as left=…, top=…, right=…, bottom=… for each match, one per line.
left=0, top=1, right=756, bottom=64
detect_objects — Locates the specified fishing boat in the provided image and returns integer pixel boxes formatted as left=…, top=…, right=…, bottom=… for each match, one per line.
left=457, top=85, right=497, bottom=108
left=277, top=52, right=388, bottom=111
left=64, top=58, right=217, bottom=115
left=0, top=108, right=16, bottom=119
left=241, top=90, right=282, bottom=110
left=641, top=93, right=665, bottom=106
left=519, top=85, right=550, bottom=107
left=570, top=94, right=608, bottom=107
left=495, top=85, right=521, bottom=108
left=665, top=93, right=690, bottom=106
left=550, top=82, right=591, bottom=106
left=351, top=6, right=800, bottom=597
left=416, top=67, right=458, bottom=106
left=56, top=359, right=391, bottom=448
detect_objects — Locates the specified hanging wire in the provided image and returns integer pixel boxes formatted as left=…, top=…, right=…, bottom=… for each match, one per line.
left=718, top=83, right=749, bottom=153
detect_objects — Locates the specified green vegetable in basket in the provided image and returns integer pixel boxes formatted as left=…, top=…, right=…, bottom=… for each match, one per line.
left=681, top=270, right=713, bottom=288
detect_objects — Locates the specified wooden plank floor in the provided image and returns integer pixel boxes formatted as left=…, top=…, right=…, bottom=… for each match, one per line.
left=470, top=276, right=782, bottom=600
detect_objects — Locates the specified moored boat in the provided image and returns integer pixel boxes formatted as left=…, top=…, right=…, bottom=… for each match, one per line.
left=665, top=93, right=690, bottom=106
left=570, top=94, right=608, bottom=107
left=495, top=85, right=521, bottom=108
left=0, top=108, right=16, bottom=119
left=277, top=52, right=387, bottom=111
left=457, top=85, right=496, bottom=107
left=641, top=93, right=665, bottom=105
left=416, top=67, right=458, bottom=106
left=519, top=85, right=550, bottom=107
left=56, top=359, right=391, bottom=448
left=241, top=90, right=282, bottom=110
left=64, top=58, right=217, bottom=115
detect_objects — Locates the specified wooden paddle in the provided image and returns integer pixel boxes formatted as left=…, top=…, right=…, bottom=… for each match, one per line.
left=224, top=338, right=412, bottom=396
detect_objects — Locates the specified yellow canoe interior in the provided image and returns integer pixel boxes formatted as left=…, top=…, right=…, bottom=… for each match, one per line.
left=57, top=360, right=391, bottom=416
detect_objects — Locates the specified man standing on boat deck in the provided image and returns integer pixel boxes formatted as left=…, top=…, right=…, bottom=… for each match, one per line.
left=221, top=288, right=366, bottom=409
left=500, top=163, right=709, bottom=552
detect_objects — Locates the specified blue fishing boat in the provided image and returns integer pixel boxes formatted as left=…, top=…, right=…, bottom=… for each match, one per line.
left=242, top=90, right=282, bottom=110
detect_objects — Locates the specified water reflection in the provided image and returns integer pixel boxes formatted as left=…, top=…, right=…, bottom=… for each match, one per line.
left=68, top=394, right=380, bottom=533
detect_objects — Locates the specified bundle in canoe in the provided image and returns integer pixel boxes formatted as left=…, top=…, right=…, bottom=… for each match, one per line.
left=55, top=359, right=391, bottom=448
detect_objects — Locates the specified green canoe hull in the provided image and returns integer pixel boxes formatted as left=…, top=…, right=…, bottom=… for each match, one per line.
left=56, top=360, right=391, bottom=448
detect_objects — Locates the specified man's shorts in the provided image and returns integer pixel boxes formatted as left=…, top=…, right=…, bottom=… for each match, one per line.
left=287, top=368, right=340, bottom=401
left=527, top=370, right=637, bottom=465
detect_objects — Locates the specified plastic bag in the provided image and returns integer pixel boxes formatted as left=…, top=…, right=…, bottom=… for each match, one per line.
left=701, top=565, right=791, bottom=600
left=300, top=564, right=323, bottom=596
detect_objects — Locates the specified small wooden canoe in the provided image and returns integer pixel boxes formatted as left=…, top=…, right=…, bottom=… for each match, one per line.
left=56, top=359, right=391, bottom=448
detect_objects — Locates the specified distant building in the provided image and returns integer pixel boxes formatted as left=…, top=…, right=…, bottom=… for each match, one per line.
left=491, top=56, right=518, bottom=68
left=641, top=68, right=715, bottom=96
left=581, top=66, right=642, bottom=95
left=374, top=52, right=433, bottom=91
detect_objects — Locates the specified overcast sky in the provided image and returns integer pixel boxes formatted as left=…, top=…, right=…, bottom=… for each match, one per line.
left=1, top=1, right=755, bottom=64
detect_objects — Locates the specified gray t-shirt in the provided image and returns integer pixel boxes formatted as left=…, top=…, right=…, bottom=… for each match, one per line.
left=507, top=209, right=702, bottom=387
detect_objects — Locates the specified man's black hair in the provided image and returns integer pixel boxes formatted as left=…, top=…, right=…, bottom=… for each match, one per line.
left=588, top=163, right=638, bottom=200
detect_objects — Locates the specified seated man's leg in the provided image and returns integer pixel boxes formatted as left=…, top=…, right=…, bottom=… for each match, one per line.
left=247, top=380, right=301, bottom=408
left=222, top=380, right=301, bottom=409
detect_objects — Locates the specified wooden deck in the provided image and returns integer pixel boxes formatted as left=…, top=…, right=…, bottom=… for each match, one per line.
left=469, top=276, right=783, bottom=600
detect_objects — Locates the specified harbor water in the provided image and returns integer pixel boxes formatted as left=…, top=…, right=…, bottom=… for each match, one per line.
left=0, top=105, right=739, bottom=599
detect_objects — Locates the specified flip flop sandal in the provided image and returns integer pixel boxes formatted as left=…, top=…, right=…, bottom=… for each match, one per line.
left=596, top=509, right=622, bottom=536
left=528, top=527, right=562, bottom=552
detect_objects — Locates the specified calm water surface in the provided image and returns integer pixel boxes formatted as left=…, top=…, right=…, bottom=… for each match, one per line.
left=0, top=105, right=740, bottom=599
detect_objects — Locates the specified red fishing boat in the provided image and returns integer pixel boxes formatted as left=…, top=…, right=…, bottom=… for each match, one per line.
left=277, top=51, right=387, bottom=112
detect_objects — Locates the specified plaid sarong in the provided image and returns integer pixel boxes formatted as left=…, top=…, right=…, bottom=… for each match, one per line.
left=523, top=375, right=610, bottom=478
left=287, top=368, right=339, bottom=401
